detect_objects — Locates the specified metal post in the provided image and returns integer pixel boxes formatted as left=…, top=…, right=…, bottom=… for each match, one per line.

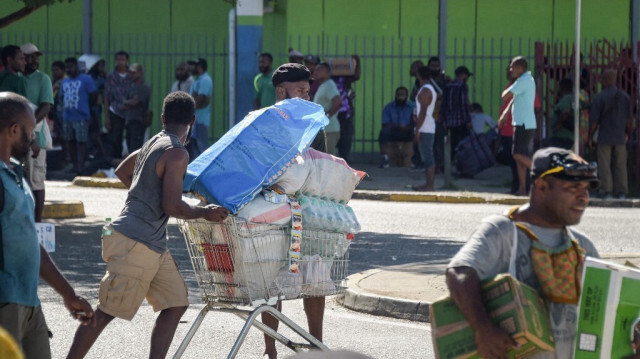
left=228, top=8, right=236, bottom=129
left=632, top=0, right=639, bottom=62
left=82, top=0, right=92, bottom=53
left=439, top=0, right=453, bottom=188
left=573, top=0, right=581, bottom=153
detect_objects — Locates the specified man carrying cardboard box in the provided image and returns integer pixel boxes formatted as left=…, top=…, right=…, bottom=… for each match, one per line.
left=445, top=147, right=601, bottom=359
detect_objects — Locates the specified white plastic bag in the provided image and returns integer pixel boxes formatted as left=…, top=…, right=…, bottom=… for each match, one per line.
left=300, top=255, right=335, bottom=295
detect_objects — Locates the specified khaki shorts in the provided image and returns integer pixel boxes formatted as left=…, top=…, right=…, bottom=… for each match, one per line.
left=25, top=149, right=46, bottom=191
left=0, top=303, right=51, bottom=359
left=97, top=228, right=189, bottom=320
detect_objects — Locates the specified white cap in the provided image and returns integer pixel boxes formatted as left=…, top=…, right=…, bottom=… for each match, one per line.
left=20, top=43, right=43, bottom=56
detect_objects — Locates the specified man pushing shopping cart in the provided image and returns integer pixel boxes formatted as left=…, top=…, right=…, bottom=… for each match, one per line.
left=67, top=91, right=229, bottom=359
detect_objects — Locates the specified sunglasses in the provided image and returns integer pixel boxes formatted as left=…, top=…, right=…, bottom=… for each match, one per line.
left=537, top=154, right=597, bottom=179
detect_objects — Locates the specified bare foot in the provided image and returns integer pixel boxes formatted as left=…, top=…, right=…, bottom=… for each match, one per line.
left=412, top=184, right=433, bottom=192
left=514, top=190, right=528, bottom=196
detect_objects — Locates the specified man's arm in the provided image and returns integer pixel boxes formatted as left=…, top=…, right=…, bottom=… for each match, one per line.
left=498, top=99, right=513, bottom=128
left=35, top=103, right=51, bottom=123
left=194, top=93, right=210, bottom=109
left=446, top=266, right=517, bottom=359
left=158, top=148, right=229, bottom=221
left=114, top=149, right=140, bottom=189
left=327, top=95, right=341, bottom=118
left=39, top=246, right=95, bottom=326
left=381, top=104, right=392, bottom=126
left=501, top=80, right=517, bottom=101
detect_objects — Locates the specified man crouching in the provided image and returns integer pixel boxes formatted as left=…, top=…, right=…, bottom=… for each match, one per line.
left=67, top=91, right=229, bottom=359
left=446, top=147, right=600, bottom=359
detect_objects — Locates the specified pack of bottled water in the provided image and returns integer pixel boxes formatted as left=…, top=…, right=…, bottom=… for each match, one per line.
left=297, top=193, right=361, bottom=233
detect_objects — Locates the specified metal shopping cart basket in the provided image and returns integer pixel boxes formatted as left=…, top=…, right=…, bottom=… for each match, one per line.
left=173, top=216, right=350, bottom=358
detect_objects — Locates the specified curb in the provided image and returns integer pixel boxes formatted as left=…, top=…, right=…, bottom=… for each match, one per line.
left=72, top=176, right=125, bottom=189
left=337, top=270, right=431, bottom=323
left=42, top=200, right=85, bottom=219
left=340, top=254, right=640, bottom=323
left=353, top=190, right=640, bottom=208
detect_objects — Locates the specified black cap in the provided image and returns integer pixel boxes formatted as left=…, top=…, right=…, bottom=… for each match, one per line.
left=454, top=66, right=473, bottom=76
left=304, top=55, right=320, bottom=65
left=188, top=58, right=207, bottom=69
left=271, top=63, right=311, bottom=87
left=531, top=147, right=599, bottom=188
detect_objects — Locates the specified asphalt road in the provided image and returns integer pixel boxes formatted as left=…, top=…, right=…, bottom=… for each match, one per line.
left=40, top=181, right=640, bottom=358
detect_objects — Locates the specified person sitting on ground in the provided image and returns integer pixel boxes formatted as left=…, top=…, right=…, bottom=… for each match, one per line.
left=263, top=63, right=331, bottom=359
left=446, top=147, right=599, bottom=359
left=470, top=102, right=497, bottom=137
left=548, top=78, right=577, bottom=150
left=66, top=91, right=229, bottom=359
left=379, top=86, right=414, bottom=168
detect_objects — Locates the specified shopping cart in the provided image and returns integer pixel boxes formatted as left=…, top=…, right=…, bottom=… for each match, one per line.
left=173, top=216, right=350, bottom=358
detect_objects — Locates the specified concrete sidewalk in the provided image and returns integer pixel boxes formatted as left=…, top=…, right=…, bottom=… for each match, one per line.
left=337, top=254, right=640, bottom=323
left=70, top=162, right=639, bottom=207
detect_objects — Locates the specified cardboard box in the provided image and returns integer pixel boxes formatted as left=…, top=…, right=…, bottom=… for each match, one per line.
left=327, top=57, right=358, bottom=77
left=574, top=257, right=640, bottom=358
left=430, top=274, right=555, bottom=359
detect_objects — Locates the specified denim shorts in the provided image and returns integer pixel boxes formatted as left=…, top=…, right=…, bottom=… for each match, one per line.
left=418, top=132, right=435, bottom=169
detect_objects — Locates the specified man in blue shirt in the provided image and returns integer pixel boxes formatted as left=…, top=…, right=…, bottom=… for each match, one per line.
left=0, top=92, right=94, bottom=358
left=378, top=86, right=415, bottom=168
left=500, top=56, right=537, bottom=196
left=187, top=58, right=213, bottom=160
left=60, top=57, right=97, bottom=174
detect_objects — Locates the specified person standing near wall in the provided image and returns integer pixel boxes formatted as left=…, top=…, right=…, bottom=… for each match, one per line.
left=122, top=63, right=151, bottom=153
left=500, top=56, right=536, bottom=196
left=170, top=62, right=193, bottom=93
left=0, top=46, right=27, bottom=96
left=426, top=56, right=448, bottom=173
left=334, top=55, right=360, bottom=163
left=313, top=63, right=342, bottom=155
left=440, top=66, right=472, bottom=161
left=413, top=66, right=438, bottom=192
left=60, top=57, right=97, bottom=175
left=305, top=55, right=321, bottom=98
left=105, top=51, right=133, bottom=160
left=253, top=53, right=276, bottom=110
left=187, top=58, right=213, bottom=160
left=588, top=69, right=632, bottom=199
left=21, top=43, right=53, bottom=223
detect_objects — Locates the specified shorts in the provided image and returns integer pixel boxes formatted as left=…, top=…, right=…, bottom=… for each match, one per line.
left=513, top=125, right=534, bottom=156
left=418, top=132, right=435, bottom=169
left=61, top=120, right=89, bottom=143
left=25, top=148, right=46, bottom=191
left=0, top=303, right=51, bottom=359
left=97, top=227, right=189, bottom=320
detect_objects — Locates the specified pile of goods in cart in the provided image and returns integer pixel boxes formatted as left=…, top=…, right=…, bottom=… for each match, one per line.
left=181, top=98, right=365, bottom=302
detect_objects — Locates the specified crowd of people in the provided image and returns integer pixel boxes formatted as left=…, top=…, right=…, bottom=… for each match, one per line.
left=377, top=54, right=634, bottom=199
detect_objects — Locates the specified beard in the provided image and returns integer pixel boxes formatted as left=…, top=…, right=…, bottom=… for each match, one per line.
left=396, top=100, right=407, bottom=107
left=13, top=127, right=32, bottom=159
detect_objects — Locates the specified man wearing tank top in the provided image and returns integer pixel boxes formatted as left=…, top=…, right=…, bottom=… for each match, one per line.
left=67, top=92, right=229, bottom=359
left=413, top=66, right=438, bottom=191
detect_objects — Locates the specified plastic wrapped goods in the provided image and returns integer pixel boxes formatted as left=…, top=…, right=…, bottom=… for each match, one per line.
left=183, top=98, right=328, bottom=213
left=272, top=149, right=366, bottom=202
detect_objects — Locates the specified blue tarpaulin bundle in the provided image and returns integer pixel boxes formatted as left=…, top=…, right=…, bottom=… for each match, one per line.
left=183, top=98, right=329, bottom=213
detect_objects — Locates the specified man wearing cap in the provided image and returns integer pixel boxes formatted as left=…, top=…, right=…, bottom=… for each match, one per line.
left=253, top=53, right=276, bottom=110
left=304, top=55, right=321, bottom=98
left=446, top=147, right=600, bottom=359
left=501, top=56, right=537, bottom=196
left=21, top=43, right=54, bottom=223
left=263, top=62, right=328, bottom=359
left=187, top=58, right=213, bottom=160
left=440, top=66, right=472, bottom=159
left=271, top=62, right=327, bottom=153
left=288, top=49, right=304, bottom=64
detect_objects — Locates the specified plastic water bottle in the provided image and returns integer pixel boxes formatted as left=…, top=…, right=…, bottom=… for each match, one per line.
left=303, top=195, right=320, bottom=229
left=345, top=206, right=361, bottom=233
left=102, top=218, right=113, bottom=237
left=325, top=200, right=341, bottom=231
left=317, top=198, right=331, bottom=230
left=334, top=203, right=350, bottom=232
